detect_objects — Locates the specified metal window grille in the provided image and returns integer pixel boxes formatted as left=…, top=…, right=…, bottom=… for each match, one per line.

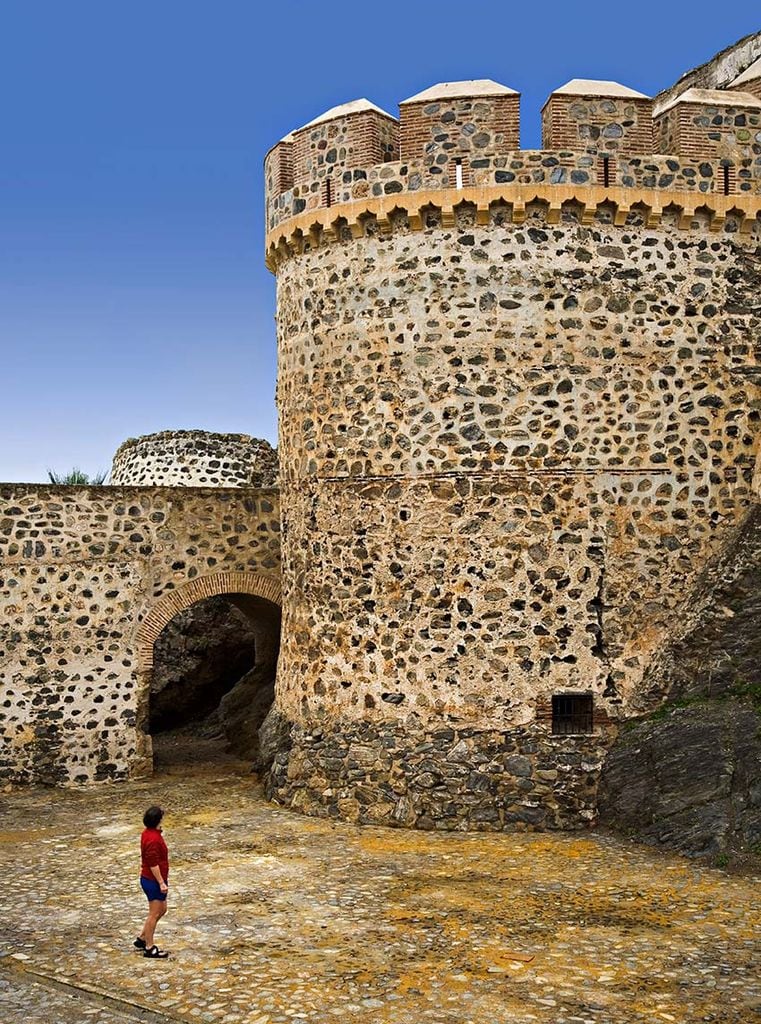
left=722, top=164, right=730, bottom=196
left=323, top=176, right=333, bottom=208
left=551, top=694, right=594, bottom=735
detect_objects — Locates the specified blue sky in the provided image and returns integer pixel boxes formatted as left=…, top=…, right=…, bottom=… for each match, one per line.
left=1, top=1, right=757, bottom=481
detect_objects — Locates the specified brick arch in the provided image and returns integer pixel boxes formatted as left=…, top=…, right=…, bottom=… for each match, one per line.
left=136, top=571, right=282, bottom=672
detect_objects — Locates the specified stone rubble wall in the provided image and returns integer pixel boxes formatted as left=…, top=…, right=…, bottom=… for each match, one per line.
left=111, top=430, right=278, bottom=488
left=0, top=484, right=280, bottom=784
left=270, top=195, right=761, bottom=829
left=266, top=720, right=607, bottom=831
left=542, top=95, right=654, bottom=155
left=266, top=150, right=761, bottom=232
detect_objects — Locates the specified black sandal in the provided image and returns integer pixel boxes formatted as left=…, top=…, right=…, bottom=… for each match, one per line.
left=143, top=944, right=169, bottom=959
left=133, top=937, right=146, bottom=950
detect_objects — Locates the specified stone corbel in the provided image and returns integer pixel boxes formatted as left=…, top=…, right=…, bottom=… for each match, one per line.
left=646, top=203, right=663, bottom=228
left=407, top=208, right=424, bottom=231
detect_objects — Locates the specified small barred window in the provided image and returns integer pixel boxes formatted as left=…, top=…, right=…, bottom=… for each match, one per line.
left=551, top=694, right=594, bottom=735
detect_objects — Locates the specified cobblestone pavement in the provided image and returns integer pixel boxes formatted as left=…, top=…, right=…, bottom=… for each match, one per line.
left=0, top=963, right=164, bottom=1022
left=1, top=752, right=759, bottom=1024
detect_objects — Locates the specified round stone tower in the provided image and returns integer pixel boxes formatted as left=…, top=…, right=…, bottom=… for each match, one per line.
left=265, top=82, right=761, bottom=830
left=111, top=430, right=278, bottom=488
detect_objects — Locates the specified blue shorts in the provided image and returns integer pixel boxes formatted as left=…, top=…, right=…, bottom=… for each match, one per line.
left=140, top=877, right=167, bottom=902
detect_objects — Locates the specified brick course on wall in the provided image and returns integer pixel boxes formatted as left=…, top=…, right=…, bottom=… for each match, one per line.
left=729, top=75, right=761, bottom=101
left=265, top=139, right=294, bottom=201
left=0, top=484, right=281, bottom=784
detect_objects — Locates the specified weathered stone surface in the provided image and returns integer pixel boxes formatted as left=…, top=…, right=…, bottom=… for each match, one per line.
left=111, top=430, right=278, bottom=488
left=598, top=699, right=761, bottom=856
left=3, top=760, right=761, bottom=1023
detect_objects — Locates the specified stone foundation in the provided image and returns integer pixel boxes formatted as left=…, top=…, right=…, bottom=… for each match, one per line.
left=266, top=720, right=615, bottom=831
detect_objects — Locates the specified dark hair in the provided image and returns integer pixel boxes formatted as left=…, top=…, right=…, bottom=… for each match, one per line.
left=143, top=805, right=164, bottom=829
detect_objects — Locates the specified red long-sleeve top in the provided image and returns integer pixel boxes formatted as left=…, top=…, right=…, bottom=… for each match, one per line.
left=140, top=827, right=169, bottom=882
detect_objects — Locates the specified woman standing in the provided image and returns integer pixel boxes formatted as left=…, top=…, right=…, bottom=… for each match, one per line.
left=134, top=805, right=170, bottom=959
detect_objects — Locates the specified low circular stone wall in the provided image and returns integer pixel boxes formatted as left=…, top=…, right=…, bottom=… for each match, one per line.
left=111, top=430, right=278, bottom=488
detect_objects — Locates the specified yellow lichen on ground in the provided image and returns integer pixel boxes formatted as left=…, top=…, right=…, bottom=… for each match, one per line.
left=0, top=760, right=758, bottom=1024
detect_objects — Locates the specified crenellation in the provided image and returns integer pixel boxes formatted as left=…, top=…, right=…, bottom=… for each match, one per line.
left=653, top=88, right=761, bottom=162
left=399, top=80, right=520, bottom=172
left=290, top=100, right=399, bottom=194
left=265, top=68, right=761, bottom=239
left=542, top=80, right=654, bottom=155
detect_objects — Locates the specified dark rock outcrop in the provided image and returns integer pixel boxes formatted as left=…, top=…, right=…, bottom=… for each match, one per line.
left=599, top=504, right=761, bottom=861
left=599, top=699, right=761, bottom=856
left=257, top=707, right=293, bottom=772
left=150, top=597, right=257, bottom=731
left=218, top=667, right=276, bottom=763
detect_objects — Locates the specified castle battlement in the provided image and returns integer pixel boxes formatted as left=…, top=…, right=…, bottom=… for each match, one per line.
left=265, top=69, right=761, bottom=266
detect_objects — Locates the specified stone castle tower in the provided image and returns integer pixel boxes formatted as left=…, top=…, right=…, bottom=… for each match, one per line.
left=263, top=47, right=761, bottom=829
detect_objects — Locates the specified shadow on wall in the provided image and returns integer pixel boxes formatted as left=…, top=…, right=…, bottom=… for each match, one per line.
left=148, top=593, right=282, bottom=769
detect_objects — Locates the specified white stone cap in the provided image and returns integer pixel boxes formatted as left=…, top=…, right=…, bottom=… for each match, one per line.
left=654, top=86, right=761, bottom=116
left=400, top=80, right=518, bottom=104
left=729, top=55, right=761, bottom=87
left=548, top=78, right=649, bottom=100
left=294, top=98, right=397, bottom=134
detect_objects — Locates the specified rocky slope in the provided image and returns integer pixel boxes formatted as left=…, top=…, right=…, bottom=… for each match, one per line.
left=150, top=597, right=257, bottom=731
left=599, top=505, right=761, bottom=864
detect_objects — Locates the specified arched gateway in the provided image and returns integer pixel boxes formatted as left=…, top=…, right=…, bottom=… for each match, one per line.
left=136, top=571, right=282, bottom=672
left=134, top=570, right=282, bottom=774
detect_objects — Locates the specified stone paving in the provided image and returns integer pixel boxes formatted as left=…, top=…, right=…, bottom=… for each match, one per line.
left=1, top=750, right=759, bottom=1024
left=0, top=967, right=149, bottom=1023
